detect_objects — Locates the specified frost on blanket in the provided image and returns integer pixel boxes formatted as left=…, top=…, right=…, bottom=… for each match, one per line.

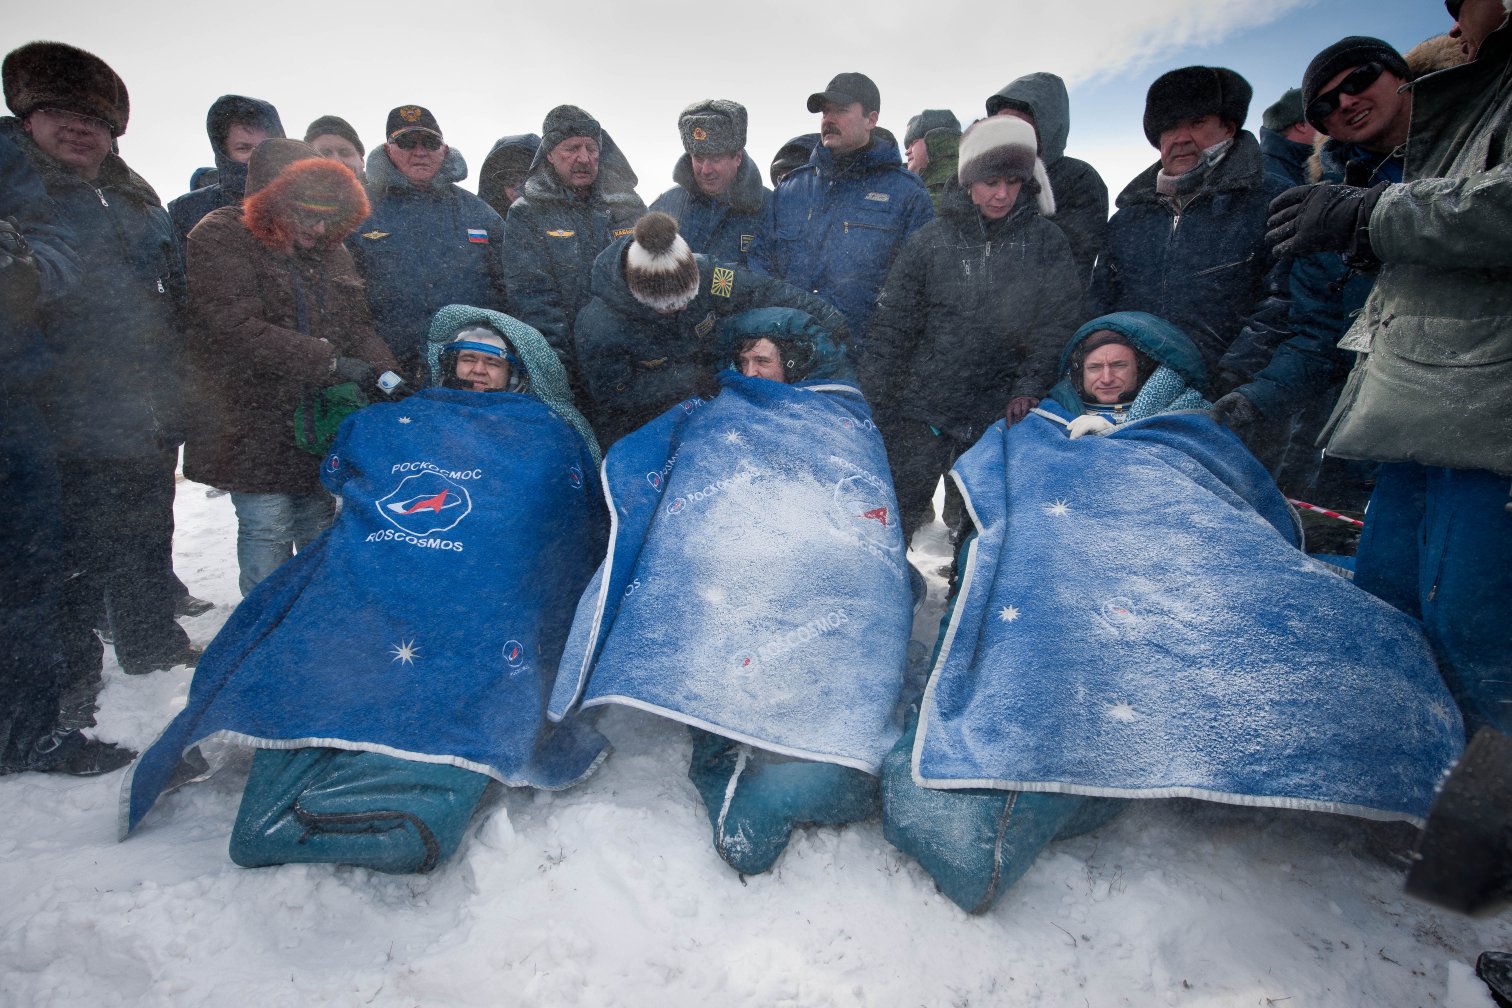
left=914, top=406, right=1463, bottom=821
left=550, top=371, right=911, bottom=772
left=124, top=389, right=609, bottom=835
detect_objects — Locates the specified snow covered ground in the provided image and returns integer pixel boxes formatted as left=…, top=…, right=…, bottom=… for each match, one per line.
left=1, top=473, right=1507, bottom=1007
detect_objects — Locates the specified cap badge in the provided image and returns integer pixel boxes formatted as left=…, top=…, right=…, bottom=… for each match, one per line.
left=400, top=106, right=423, bottom=122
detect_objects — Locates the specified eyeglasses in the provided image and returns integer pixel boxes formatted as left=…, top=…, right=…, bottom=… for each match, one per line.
left=1306, top=62, right=1385, bottom=124
left=392, top=132, right=442, bottom=151
left=35, top=107, right=112, bottom=135
left=1445, top=0, right=1464, bottom=20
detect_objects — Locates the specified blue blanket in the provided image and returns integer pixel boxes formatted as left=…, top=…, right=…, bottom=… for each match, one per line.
left=914, top=405, right=1463, bottom=822
left=549, top=371, right=911, bottom=771
left=124, top=388, right=609, bottom=835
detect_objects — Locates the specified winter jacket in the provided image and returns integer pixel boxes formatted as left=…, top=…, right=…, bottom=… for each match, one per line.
left=0, top=131, right=78, bottom=386
left=477, top=133, right=540, bottom=218
left=987, top=73, right=1108, bottom=283
left=574, top=236, right=850, bottom=445
left=183, top=161, right=397, bottom=495
left=918, top=128, right=960, bottom=212
left=4, top=119, right=185, bottom=459
left=1090, top=131, right=1287, bottom=383
left=747, top=133, right=933, bottom=354
left=501, top=139, right=646, bottom=391
left=1259, top=126, right=1313, bottom=188
left=346, top=145, right=506, bottom=373
left=859, top=185, right=1085, bottom=442
left=1046, top=311, right=1207, bottom=418
left=649, top=152, right=769, bottom=267
left=1323, top=19, right=1512, bottom=475
left=166, top=96, right=285, bottom=244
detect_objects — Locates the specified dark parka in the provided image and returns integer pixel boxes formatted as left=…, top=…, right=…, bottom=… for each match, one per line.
left=1090, top=131, right=1287, bottom=383
left=860, top=184, right=1085, bottom=442
left=184, top=159, right=397, bottom=495
left=574, top=236, right=850, bottom=445
left=1258, top=125, right=1313, bottom=188
left=166, top=95, right=285, bottom=244
left=3, top=118, right=184, bottom=459
left=347, top=144, right=507, bottom=371
left=502, top=137, right=646, bottom=390
left=649, top=152, right=769, bottom=267
left=987, top=73, right=1108, bottom=283
left=477, top=133, right=540, bottom=217
left=747, top=133, right=934, bottom=354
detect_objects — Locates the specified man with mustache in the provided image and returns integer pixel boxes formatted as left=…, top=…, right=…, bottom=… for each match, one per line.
left=748, top=72, right=933, bottom=363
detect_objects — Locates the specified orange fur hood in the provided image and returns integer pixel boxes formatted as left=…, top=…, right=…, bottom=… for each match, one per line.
left=243, top=157, right=369, bottom=254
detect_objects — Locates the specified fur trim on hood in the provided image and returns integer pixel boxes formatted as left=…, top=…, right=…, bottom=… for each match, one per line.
left=244, top=157, right=370, bottom=254
left=364, top=141, right=469, bottom=193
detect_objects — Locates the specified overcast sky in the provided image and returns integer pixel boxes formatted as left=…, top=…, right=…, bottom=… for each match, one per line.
left=5, top=1, right=1452, bottom=211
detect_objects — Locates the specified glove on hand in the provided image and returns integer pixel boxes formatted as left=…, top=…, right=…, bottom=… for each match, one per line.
left=1066, top=414, right=1114, bottom=440
left=1004, top=396, right=1038, bottom=425
left=0, top=218, right=40, bottom=313
left=1266, top=183, right=1387, bottom=264
left=1210, top=391, right=1264, bottom=448
left=329, top=356, right=377, bottom=388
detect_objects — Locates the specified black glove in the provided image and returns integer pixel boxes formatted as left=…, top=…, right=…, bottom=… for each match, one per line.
left=0, top=217, right=40, bottom=316
left=1266, top=183, right=1387, bottom=264
left=329, top=355, right=377, bottom=388
left=1210, top=390, right=1262, bottom=445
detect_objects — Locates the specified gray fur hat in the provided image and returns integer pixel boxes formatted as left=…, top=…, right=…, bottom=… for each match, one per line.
left=679, top=99, right=746, bottom=156
left=904, top=109, right=961, bottom=148
left=542, top=104, right=601, bottom=153
left=957, top=116, right=1055, bottom=216
left=1261, top=88, right=1306, bottom=131
left=624, top=212, right=699, bottom=313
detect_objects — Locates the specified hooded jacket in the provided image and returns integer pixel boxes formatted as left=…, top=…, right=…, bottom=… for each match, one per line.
left=1090, top=131, right=1286, bottom=384
left=1322, top=17, right=1512, bottom=474
left=860, top=184, right=1085, bottom=442
left=166, top=95, right=284, bottom=244
left=501, top=133, right=646, bottom=389
left=477, top=133, right=540, bottom=217
left=649, top=151, right=769, bottom=267
left=4, top=117, right=184, bottom=459
left=747, top=132, right=934, bottom=354
left=345, top=143, right=506, bottom=372
left=987, top=73, right=1108, bottom=283
left=573, top=235, right=851, bottom=446
left=184, top=154, right=397, bottom=494
left=1046, top=311, right=1207, bottom=417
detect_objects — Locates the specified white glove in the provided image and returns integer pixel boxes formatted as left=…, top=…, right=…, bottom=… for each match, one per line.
left=1067, top=414, right=1115, bottom=440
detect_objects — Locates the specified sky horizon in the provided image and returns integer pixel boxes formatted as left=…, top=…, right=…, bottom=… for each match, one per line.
left=4, top=1, right=1455, bottom=214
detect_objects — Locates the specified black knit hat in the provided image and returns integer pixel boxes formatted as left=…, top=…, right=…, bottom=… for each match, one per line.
left=304, top=115, right=364, bottom=157
left=1301, top=37, right=1410, bottom=130
left=385, top=105, right=442, bottom=141
left=1261, top=88, right=1306, bottom=131
left=903, top=109, right=961, bottom=148
left=1142, top=66, right=1252, bottom=147
left=624, top=212, right=699, bottom=313
left=3, top=41, right=129, bottom=136
left=542, top=104, right=601, bottom=154
left=679, top=99, right=747, bottom=155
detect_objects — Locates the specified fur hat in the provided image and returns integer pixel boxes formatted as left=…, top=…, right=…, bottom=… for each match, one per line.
left=542, top=105, right=601, bottom=154
left=1142, top=66, right=1252, bottom=147
left=386, top=105, right=442, bottom=141
left=3, top=41, right=129, bottom=137
left=1262, top=88, right=1306, bottom=131
left=904, top=109, right=961, bottom=149
left=244, top=140, right=370, bottom=254
left=957, top=116, right=1055, bottom=216
left=304, top=115, right=364, bottom=157
left=624, top=212, right=699, bottom=313
left=679, top=99, right=746, bottom=156
left=1301, top=37, right=1411, bottom=130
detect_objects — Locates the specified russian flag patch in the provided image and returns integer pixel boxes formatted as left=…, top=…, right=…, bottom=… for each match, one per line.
left=467, top=228, right=489, bottom=244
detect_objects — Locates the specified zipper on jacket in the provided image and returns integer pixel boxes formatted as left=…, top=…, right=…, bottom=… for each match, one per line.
left=92, top=187, right=109, bottom=208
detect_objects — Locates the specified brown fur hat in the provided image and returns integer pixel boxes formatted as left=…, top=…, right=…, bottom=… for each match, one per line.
left=3, top=41, right=129, bottom=136
left=244, top=148, right=369, bottom=254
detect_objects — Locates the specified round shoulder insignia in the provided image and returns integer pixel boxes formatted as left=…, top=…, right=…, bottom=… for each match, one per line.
left=400, top=106, right=422, bottom=122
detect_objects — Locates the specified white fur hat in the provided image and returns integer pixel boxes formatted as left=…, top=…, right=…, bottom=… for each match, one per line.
left=957, top=116, right=1055, bottom=217
left=625, top=212, right=700, bottom=312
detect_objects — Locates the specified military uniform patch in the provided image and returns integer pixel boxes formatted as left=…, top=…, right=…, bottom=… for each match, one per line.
left=399, top=106, right=423, bottom=123
left=362, top=230, right=390, bottom=240
left=546, top=229, right=575, bottom=238
left=692, top=127, right=708, bottom=141
left=710, top=266, right=734, bottom=298
left=864, top=192, right=891, bottom=202
left=739, top=233, right=753, bottom=252
left=694, top=313, right=716, bottom=338
left=612, top=228, right=634, bottom=238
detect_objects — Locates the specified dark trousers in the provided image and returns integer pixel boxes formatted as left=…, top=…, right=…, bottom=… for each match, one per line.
left=56, top=449, right=188, bottom=685
left=879, top=417, right=971, bottom=545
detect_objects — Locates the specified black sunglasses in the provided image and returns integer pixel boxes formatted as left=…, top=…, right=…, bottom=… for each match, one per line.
left=1445, top=0, right=1464, bottom=19
left=1307, top=62, right=1385, bottom=124
left=393, top=132, right=442, bottom=151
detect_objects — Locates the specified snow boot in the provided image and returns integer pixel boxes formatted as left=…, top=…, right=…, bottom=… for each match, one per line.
left=1407, top=727, right=1512, bottom=914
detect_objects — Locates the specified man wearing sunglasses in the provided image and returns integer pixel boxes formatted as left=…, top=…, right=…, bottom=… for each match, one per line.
left=1265, top=0, right=1512, bottom=739
left=349, top=105, right=507, bottom=381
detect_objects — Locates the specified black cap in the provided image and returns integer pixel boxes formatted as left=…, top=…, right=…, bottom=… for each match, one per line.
left=807, top=72, right=880, bottom=114
left=385, top=105, right=442, bottom=142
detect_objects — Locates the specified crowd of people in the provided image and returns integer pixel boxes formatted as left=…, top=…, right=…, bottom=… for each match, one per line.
left=2, top=0, right=1509, bottom=947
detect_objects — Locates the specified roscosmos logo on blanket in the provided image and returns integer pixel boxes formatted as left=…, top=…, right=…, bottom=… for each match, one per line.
left=376, top=465, right=478, bottom=536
